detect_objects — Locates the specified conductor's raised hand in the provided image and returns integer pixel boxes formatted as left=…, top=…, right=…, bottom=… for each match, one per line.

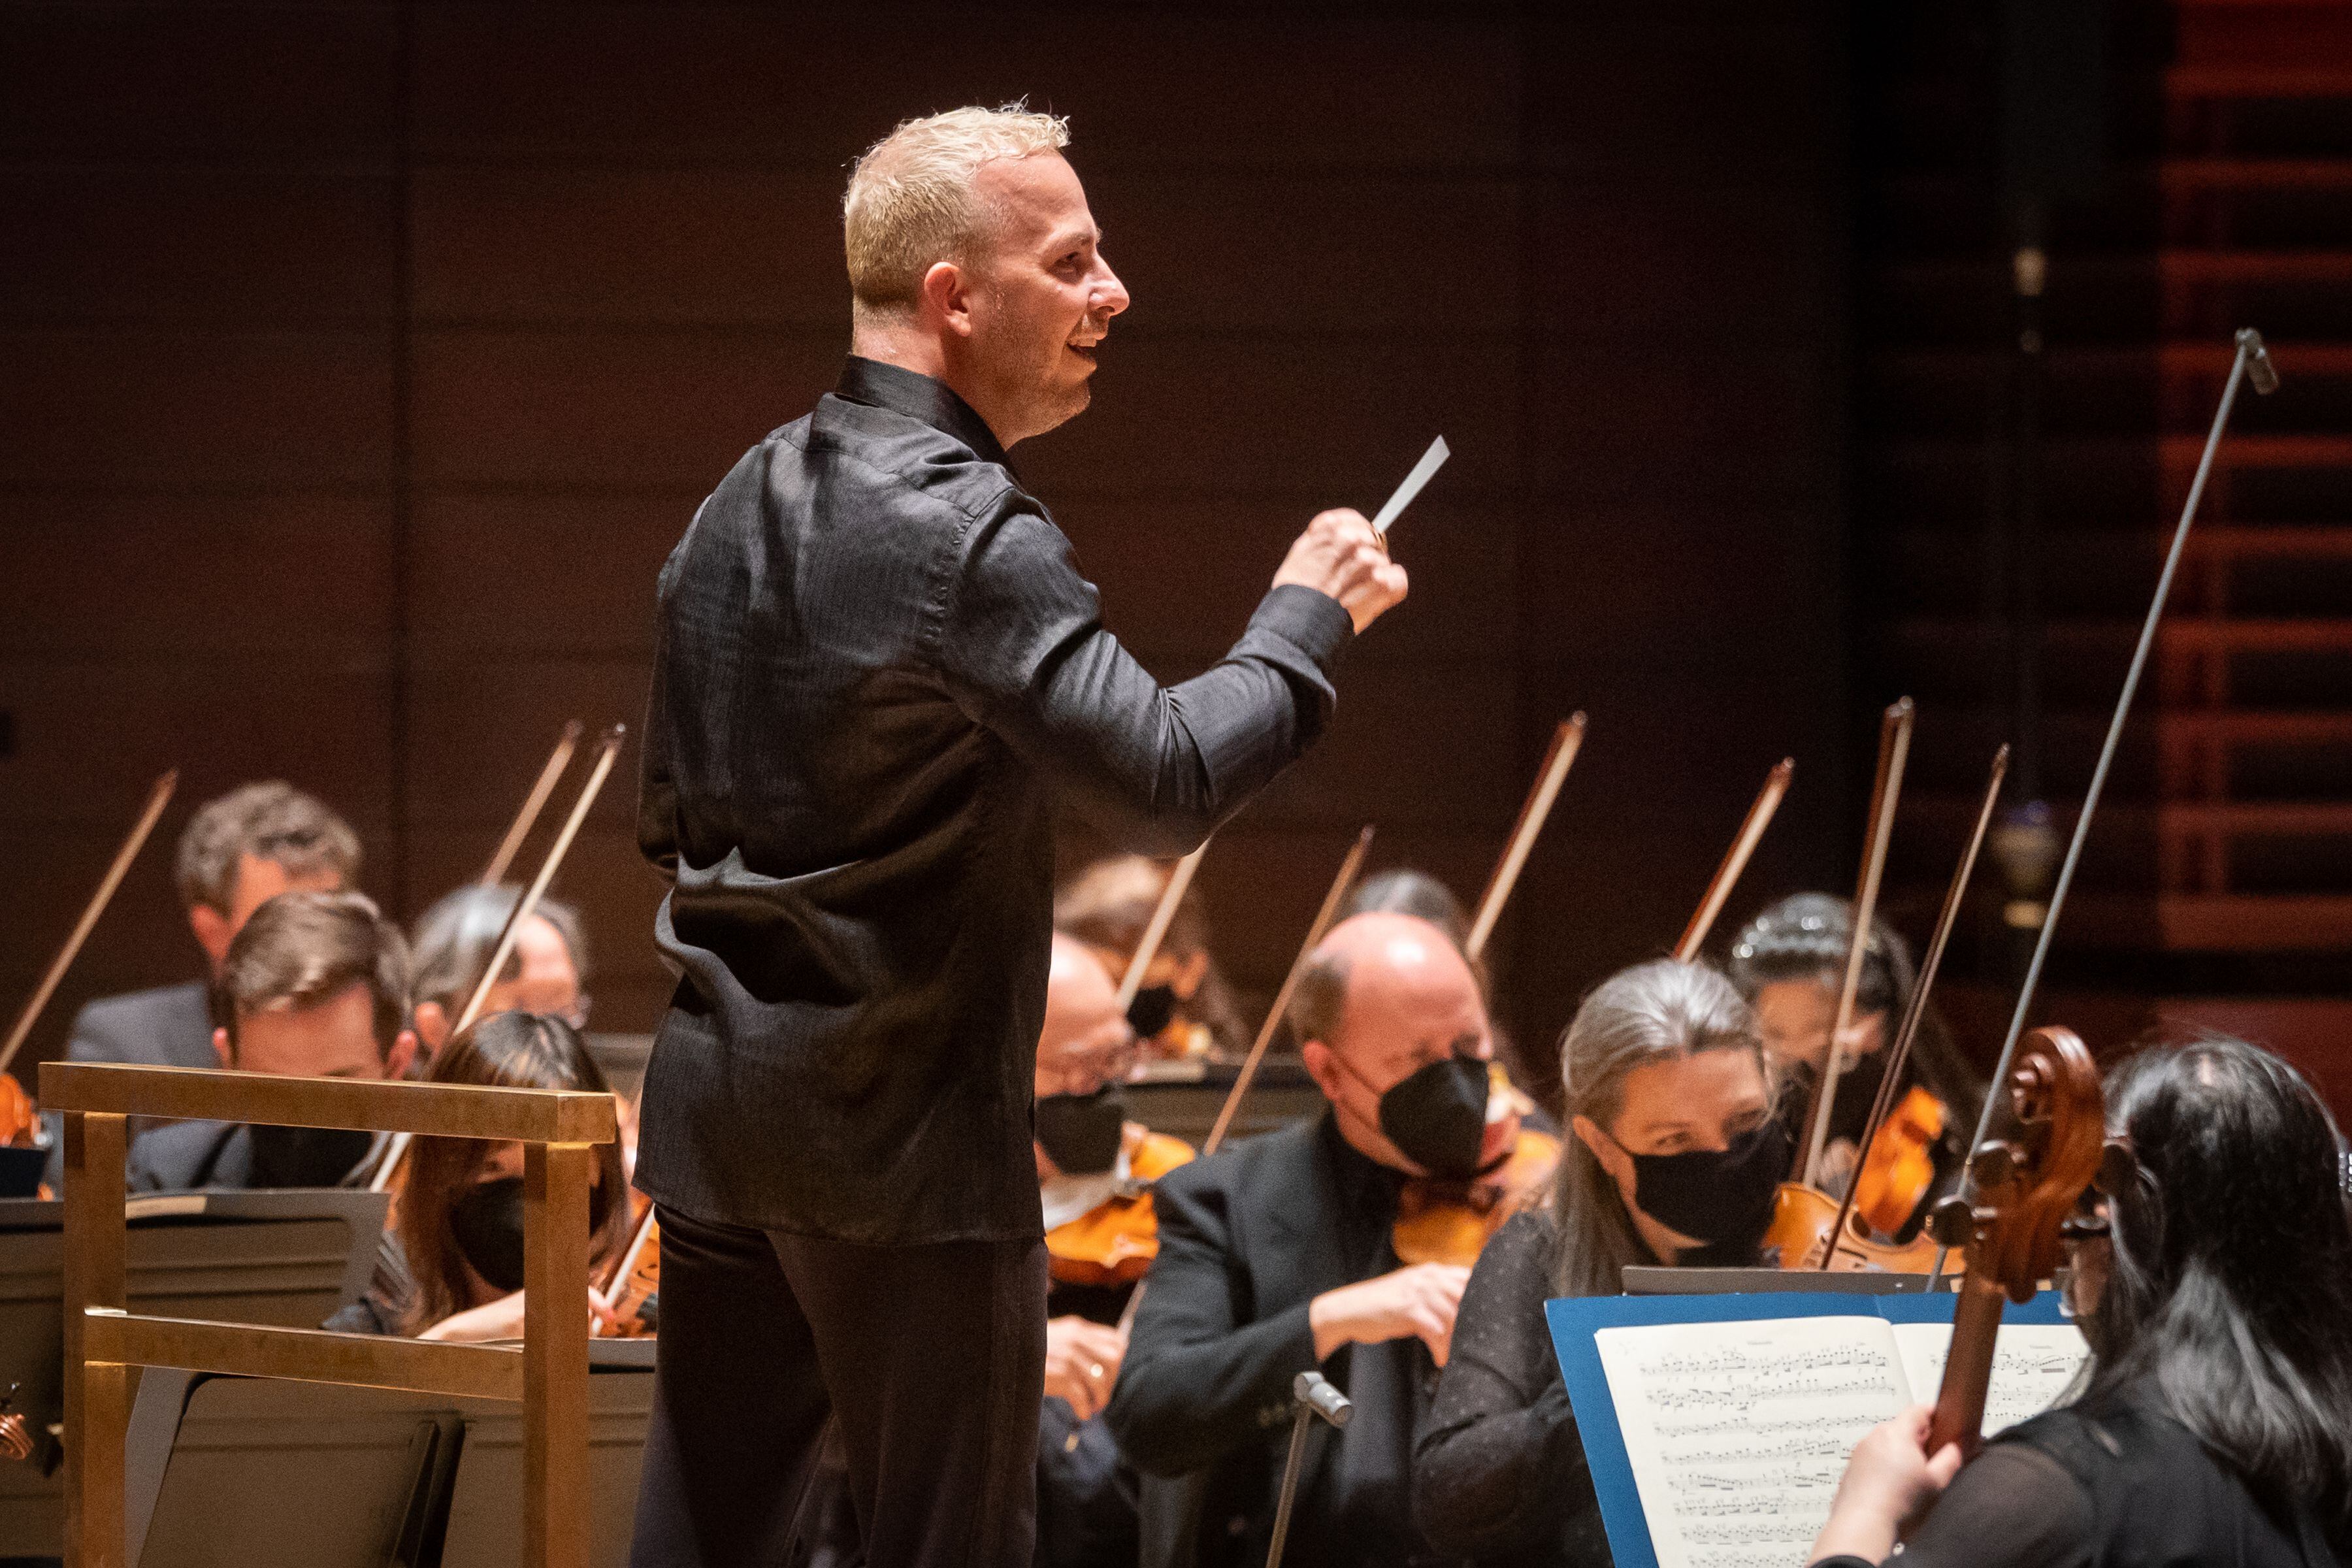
left=1274, top=508, right=1410, bottom=635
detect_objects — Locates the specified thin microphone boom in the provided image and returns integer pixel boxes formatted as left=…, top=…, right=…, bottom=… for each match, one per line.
left=1927, top=329, right=2278, bottom=1285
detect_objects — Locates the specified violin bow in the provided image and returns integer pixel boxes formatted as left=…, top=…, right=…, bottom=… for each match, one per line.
left=1113, top=840, right=1211, bottom=1017
left=481, top=719, right=583, bottom=887
left=1929, top=327, right=2280, bottom=1286
left=0, top=770, right=178, bottom=1082
left=1203, top=826, right=1375, bottom=1157
left=1820, top=743, right=2006, bottom=1269
left=1120, top=826, right=1373, bottom=1340
left=1797, top=698, right=1914, bottom=1186
left=1464, top=715, right=1588, bottom=964
left=1673, top=759, right=1795, bottom=962
left=368, top=724, right=626, bottom=1194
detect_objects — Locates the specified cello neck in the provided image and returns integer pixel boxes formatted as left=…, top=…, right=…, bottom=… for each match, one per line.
left=1927, top=1271, right=2006, bottom=1459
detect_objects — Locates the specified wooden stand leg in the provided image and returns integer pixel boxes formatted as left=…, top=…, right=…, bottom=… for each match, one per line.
left=62, top=1111, right=127, bottom=1568
left=524, top=1141, right=592, bottom=1568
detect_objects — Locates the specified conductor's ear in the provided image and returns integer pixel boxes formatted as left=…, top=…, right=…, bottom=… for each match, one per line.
left=921, top=260, right=973, bottom=336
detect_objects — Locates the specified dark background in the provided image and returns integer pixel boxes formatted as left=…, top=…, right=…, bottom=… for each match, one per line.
left=0, top=3, right=1859, bottom=1075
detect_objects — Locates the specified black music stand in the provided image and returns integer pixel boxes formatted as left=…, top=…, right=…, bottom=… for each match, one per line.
left=120, top=1342, right=653, bottom=1568
left=0, top=1189, right=386, bottom=1561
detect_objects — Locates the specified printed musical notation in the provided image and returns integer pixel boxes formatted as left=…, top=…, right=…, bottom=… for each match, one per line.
left=1591, top=1315, right=2091, bottom=1568
left=1890, top=1322, right=2089, bottom=1437
left=1595, top=1318, right=1908, bottom=1568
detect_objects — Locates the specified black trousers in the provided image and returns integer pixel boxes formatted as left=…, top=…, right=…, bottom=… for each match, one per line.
left=628, top=1205, right=1049, bottom=1568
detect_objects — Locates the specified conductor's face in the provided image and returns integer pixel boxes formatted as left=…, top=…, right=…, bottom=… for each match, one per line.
left=953, top=152, right=1129, bottom=444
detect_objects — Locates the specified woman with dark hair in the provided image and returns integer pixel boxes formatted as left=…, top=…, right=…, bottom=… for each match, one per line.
left=1727, top=892, right=1981, bottom=1217
left=1809, top=1034, right=2352, bottom=1567
left=326, top=1011, right=629, bottom=1339
left=1413, top=959, right=1791, bottom=1563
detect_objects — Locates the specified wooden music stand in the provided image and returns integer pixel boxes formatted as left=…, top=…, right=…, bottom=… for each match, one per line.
left=41, top=1061, right=617, bottom=1568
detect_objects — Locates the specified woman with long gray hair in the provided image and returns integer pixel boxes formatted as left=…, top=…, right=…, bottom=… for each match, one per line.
left=1412, top=958, right=1789, bottom=1565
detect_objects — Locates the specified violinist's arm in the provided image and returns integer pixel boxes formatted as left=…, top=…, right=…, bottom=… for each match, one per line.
left=934, top=502, right=1357, bottom=858
left=1102, top=1168, right=1321, bottom=1477
left=1809, top=1415, right=2090, bottom=1568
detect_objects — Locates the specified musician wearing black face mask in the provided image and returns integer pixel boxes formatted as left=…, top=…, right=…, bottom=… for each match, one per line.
left=1022, top=936, right=1201, bottom=1567
left=1415, top=959, right=1784, bottom=1566
left=1109, top=911, right=1522, bottom=1567
left=323, top=1012, right=628, bottom=1340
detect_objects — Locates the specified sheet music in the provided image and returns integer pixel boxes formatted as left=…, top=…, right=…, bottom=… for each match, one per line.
left=1594, top=1316, right=1908, bottom=1568
left=1889, top=1322, right=2089, bottom=1438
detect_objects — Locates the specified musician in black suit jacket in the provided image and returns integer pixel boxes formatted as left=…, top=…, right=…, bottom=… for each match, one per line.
left=126, top=891, right=417, bottom=1192
left=1107, top=912, right=1528, bottom=1567
left=43, top=781, right=360, bottom=1186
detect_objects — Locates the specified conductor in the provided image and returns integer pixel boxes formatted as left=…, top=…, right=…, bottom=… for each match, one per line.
left=629, top=104, right=1409, bottom=1568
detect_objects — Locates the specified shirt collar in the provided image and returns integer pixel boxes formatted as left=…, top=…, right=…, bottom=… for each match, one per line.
left=835, top=356, right=1013, bottom=472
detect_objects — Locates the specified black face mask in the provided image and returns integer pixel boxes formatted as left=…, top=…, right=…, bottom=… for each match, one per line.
left=248, top=1124, right=376, bottom=1189
left=447, top=1172, right=615, bottom=1295
left=449, top=1175, right=528, bottom=1293
left=1377, top=1056, right=1492, bottom=1181
left=1624, top=1117, right=1791, bottom=1250
left=1035, top=1086, right=1128, bottom=1177
left=1126, top=984, right=1177, bottom=1041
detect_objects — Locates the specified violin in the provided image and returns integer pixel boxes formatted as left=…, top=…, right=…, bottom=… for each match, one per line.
left=0, top=770, right=178, bottom=1194
left=1765, top=700, right=1916, bottom=1267
left=1769, top=734, right=2008, bottom=1273
left=1850, top=1085, right=1946, bottom=1237
left=596, top=1194, right=660, bottom=1339
left=1392, top=1066, right=1561, bottom=1267
left=1045, top=1127, right=1198, bottom=1287
left=1925, top=1025, right=2104, bottom=1456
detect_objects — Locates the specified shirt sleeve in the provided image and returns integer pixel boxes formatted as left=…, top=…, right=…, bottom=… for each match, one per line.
left=1808, top=1445, right=2095, bottom=1568
left=932, top=499, right=1352, bottom=856
left=1413, top=1213, right=1597, bottom=1556
left=1103, top=1162, right=1325, bottom=1477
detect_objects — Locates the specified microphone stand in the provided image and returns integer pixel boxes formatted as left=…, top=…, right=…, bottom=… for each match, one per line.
left=1927, top=327, right=2279, bottom=1287
left=1265, top=1372, right=1353, bottom=1568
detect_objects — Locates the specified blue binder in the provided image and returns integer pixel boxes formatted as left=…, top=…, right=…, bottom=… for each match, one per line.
left=1546, top=1288, right=2072, bottom=1568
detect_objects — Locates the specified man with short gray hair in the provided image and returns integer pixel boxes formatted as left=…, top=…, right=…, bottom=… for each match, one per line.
left=631, top=103, right=1408, bottom=1566
left=43, top=781, right=361, bottom=1185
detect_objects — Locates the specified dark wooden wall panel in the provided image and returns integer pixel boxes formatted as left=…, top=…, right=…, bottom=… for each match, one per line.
left=3, top=2, right=1850, bottom=1082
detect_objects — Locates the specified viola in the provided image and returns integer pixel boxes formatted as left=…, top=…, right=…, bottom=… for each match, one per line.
left=1392, top=1075, right=1560, bottom=1267
left=1925, top=1025, right=2104, bottom=1456
left=1045, top=1128, right=1197, bottom=1288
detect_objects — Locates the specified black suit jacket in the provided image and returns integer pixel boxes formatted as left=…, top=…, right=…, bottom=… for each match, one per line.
left=42, top=979, right=217, bottom=1187
left=1107, top=1113, right=1447, bottom=1568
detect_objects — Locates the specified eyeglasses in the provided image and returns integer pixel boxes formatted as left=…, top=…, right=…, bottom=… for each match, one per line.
left=1041, top=1034, right=1139, bottom=1097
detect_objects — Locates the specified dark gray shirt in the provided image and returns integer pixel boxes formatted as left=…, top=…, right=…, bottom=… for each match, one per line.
left=635, top=357, right=1354, bottom=1244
